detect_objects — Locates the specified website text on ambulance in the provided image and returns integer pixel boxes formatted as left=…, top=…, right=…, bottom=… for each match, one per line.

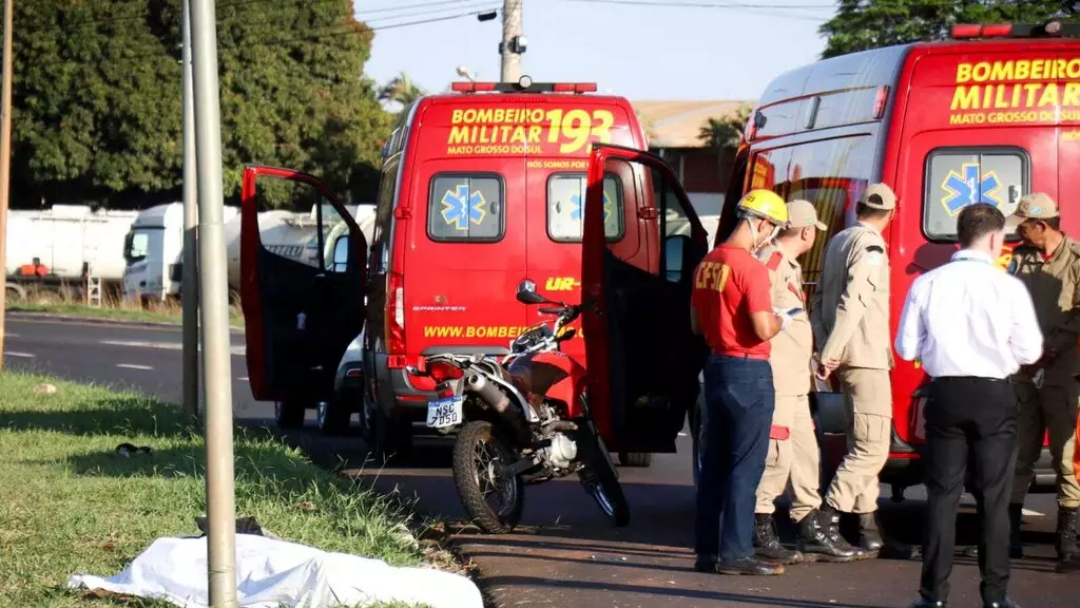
left=423, top=325, right=584, bottom=339
left=446, top=108, right=614, bottom=156
left=949, top=58, right=1080, bottom=125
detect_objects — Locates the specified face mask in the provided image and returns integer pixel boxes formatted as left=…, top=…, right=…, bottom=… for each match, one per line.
left=747, top=218, right=779, bottom=253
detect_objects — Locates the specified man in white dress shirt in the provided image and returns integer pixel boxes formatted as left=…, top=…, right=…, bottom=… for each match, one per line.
left=895, top=203, right=1043, bottom=608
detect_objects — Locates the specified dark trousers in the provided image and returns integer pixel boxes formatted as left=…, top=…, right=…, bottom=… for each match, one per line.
left=920, top=376, right=1018, bottom=604
left=695, top=355, right=774, bottom=561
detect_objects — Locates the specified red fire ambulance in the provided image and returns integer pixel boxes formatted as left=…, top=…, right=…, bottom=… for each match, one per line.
left=239, top=78, right=660, bottom=463
left=716, top=22, right=1068, bottom=498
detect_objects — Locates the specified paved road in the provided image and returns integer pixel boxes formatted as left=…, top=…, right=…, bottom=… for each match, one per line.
left=6, top=315, right=1076, bottom=608
left=4, top=315, right=266, bottom=420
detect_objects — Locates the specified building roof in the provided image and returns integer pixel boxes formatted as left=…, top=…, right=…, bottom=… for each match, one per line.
left=632, top=100, right=753, bottom=149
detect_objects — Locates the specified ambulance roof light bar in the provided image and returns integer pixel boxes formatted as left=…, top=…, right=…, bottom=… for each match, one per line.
left=451, top=75, right=598, bottom=94
left=950, top=21, right=1080, bottom=39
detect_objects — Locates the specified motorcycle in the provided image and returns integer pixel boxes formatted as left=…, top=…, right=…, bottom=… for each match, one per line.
left=408, top=280, right=630, bottom=534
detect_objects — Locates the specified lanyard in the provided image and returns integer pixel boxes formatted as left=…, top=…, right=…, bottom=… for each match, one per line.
left=951, top=250, right=992, bottom=265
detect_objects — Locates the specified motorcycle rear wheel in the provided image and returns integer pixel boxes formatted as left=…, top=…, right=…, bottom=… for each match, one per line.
left=452, top=420, right=526, bottom=534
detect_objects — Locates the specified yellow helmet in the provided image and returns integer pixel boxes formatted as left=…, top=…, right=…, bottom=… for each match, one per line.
left=737, top=189, right=788, bottom=226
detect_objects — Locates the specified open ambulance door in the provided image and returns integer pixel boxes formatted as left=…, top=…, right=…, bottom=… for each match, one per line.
left=240, top=166, right=367, bottom=419
left=580, top=144, right=710, bottom=454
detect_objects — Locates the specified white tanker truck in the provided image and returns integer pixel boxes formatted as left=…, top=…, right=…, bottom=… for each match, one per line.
left=122, top=202, right=375, bottom=304
left=6, top=204, right=139, bottom=302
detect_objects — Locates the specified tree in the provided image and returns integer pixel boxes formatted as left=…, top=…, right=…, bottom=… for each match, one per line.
left=698, top=104, right=752, bottom=153
left=10, top=0, right=391, bottom=209
left=378, top=72, right=426, bottom=107
left=819, top=0, right=1074, bottom=59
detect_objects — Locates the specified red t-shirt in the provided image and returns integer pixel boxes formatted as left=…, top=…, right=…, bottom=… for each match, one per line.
left=691, top=244, right=773, bottom=359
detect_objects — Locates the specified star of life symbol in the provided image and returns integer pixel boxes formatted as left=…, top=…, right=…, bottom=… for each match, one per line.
left=441, top=184, right=487, bottom=231
left=941, top=163, right=1003, bottom=217
left=568, top=191, right=612, bottom=222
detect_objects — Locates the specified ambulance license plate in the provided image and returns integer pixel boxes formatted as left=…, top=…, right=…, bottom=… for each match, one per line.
left=426, top=396, right=463, bottom=429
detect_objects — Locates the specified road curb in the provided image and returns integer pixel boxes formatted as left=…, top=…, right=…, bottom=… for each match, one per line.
left=7, top=311, right=245, bottom=333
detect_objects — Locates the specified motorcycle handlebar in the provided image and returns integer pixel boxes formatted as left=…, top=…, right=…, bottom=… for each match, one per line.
left=533, top=296, right=597, bottom=325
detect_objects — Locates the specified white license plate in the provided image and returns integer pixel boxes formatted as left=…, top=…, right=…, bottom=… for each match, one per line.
left=426, top=396, right=464, bottom=429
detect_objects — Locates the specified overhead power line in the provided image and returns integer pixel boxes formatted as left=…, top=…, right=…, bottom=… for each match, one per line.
left=361, top=2, right=498, bottom=25
left=370, top=10, right=499, bottom=31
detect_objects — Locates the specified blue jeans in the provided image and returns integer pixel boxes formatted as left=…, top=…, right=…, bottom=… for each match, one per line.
left=694, top=354, right=775, bottom=561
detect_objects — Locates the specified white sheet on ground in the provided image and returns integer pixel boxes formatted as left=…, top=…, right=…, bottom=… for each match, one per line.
left=67, top=533, right=483, bottom=608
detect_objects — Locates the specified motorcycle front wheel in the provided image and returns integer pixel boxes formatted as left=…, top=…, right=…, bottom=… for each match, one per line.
left=451, top=420, right=526, bottom=534
left=576, top=425, right=631, bottom=527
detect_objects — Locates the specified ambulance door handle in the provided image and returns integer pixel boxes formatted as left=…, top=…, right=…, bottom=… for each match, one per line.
left=1008, top=185, right=1021, bottom=206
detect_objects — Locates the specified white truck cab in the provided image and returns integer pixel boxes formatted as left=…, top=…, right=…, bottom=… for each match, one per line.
left=122, top=203, right=241, bottom=304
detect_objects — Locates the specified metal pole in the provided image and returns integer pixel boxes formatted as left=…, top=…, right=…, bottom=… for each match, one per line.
left=0, top=0, right=13, bottom=371
left=189, top=0, right=236, bottom=605
left=181, top=0, right=200, bottom=426
left=499, top=0, right=522, bottom=82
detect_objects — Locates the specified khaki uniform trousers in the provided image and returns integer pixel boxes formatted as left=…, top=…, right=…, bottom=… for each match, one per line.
left=1010, top=378, right=1080, bottom=509
left=755, top=393, right=822, bottom=522
left=825, top=367, right=892, bottom=514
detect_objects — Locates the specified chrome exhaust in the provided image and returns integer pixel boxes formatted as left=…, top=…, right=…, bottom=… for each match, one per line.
left=464, top=372, right=532, bottom=447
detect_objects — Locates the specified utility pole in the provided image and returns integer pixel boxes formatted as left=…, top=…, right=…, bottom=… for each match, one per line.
left=189, top=0, right=237, bottom=605
left=499, top=0, right=522, bottom=82
left=0, top=0, right=13, bottom=372
left=181, top=0, right=200, bottom=426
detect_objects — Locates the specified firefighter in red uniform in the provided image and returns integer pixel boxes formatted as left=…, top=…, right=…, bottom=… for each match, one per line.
left=691, top=189, right=791, bottom=576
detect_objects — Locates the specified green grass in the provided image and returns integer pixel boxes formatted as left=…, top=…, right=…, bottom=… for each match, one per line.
left=0, top=373, right=436, bottom=608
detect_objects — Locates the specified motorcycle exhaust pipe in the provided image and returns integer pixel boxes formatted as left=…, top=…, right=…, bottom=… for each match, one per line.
left=465, top=372, right=510, bottom=412
left=465, top=372, right=532, bottom=448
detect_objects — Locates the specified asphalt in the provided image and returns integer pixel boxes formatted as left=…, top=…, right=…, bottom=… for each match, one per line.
left=5, top=314, right=1077, bottom=608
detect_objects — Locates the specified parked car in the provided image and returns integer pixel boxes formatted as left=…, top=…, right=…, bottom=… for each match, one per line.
left=315, top=332, right=364, bottom=435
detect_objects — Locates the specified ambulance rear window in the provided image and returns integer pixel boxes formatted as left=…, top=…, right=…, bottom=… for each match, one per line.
left=923, top=148, right=1027, bottom=240
left=546, top=173, right=624, bottom=242
left=427, top=173, right=505, bottom=242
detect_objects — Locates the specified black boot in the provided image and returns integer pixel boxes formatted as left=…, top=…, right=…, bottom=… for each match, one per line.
left=753, top=513, right=803, bottom=565
left=857, top=512, right=884, bottom=552
left=1055, top=506, right=1078, bottom=562
left=1008, top=503, right=1024, bottom=559
left=796, top=508, right=862, bottom=562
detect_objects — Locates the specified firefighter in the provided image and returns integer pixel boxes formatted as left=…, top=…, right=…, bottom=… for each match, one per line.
left=691, top=189, right=790, bottom=576
left=810, top=183, right=897, bottom=557
left=752, top=200, right=863, bottom=565
left=1004, top=193, right=1080, bottom=565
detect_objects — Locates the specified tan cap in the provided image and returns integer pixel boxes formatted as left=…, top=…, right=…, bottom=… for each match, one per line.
left=786, top=199, right=826, bottom=230
left=1006, top=192, right=1059, bottom=228
left=860, top=183, right=897, bottom=210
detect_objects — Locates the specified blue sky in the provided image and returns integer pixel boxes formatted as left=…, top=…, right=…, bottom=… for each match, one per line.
left=357, top=0, right=834, bottom=102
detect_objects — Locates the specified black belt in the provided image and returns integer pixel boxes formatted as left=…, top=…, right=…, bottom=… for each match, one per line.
left=931, top=376, right=1008, bottom=383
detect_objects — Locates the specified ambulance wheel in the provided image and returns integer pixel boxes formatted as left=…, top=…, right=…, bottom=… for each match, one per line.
left=618, top=452, right=652, bottom=467
left=690, top=393, right=704, bottom=489
left=452, top=420, right=525, bottom=534
left=315, top=398, right=351, bottom=436
left=578, top=426, right=630, bottom=527
left=274, top=400, right=307, bottom=430
left=364, top=395, right=413, bottom=463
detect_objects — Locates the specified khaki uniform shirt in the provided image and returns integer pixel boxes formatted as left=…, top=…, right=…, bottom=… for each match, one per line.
left=810, top=222, right=893, bottom=370
left=757, top=243, right=813, bottom=396
left=1009, top=236, right=1080, bottom=382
